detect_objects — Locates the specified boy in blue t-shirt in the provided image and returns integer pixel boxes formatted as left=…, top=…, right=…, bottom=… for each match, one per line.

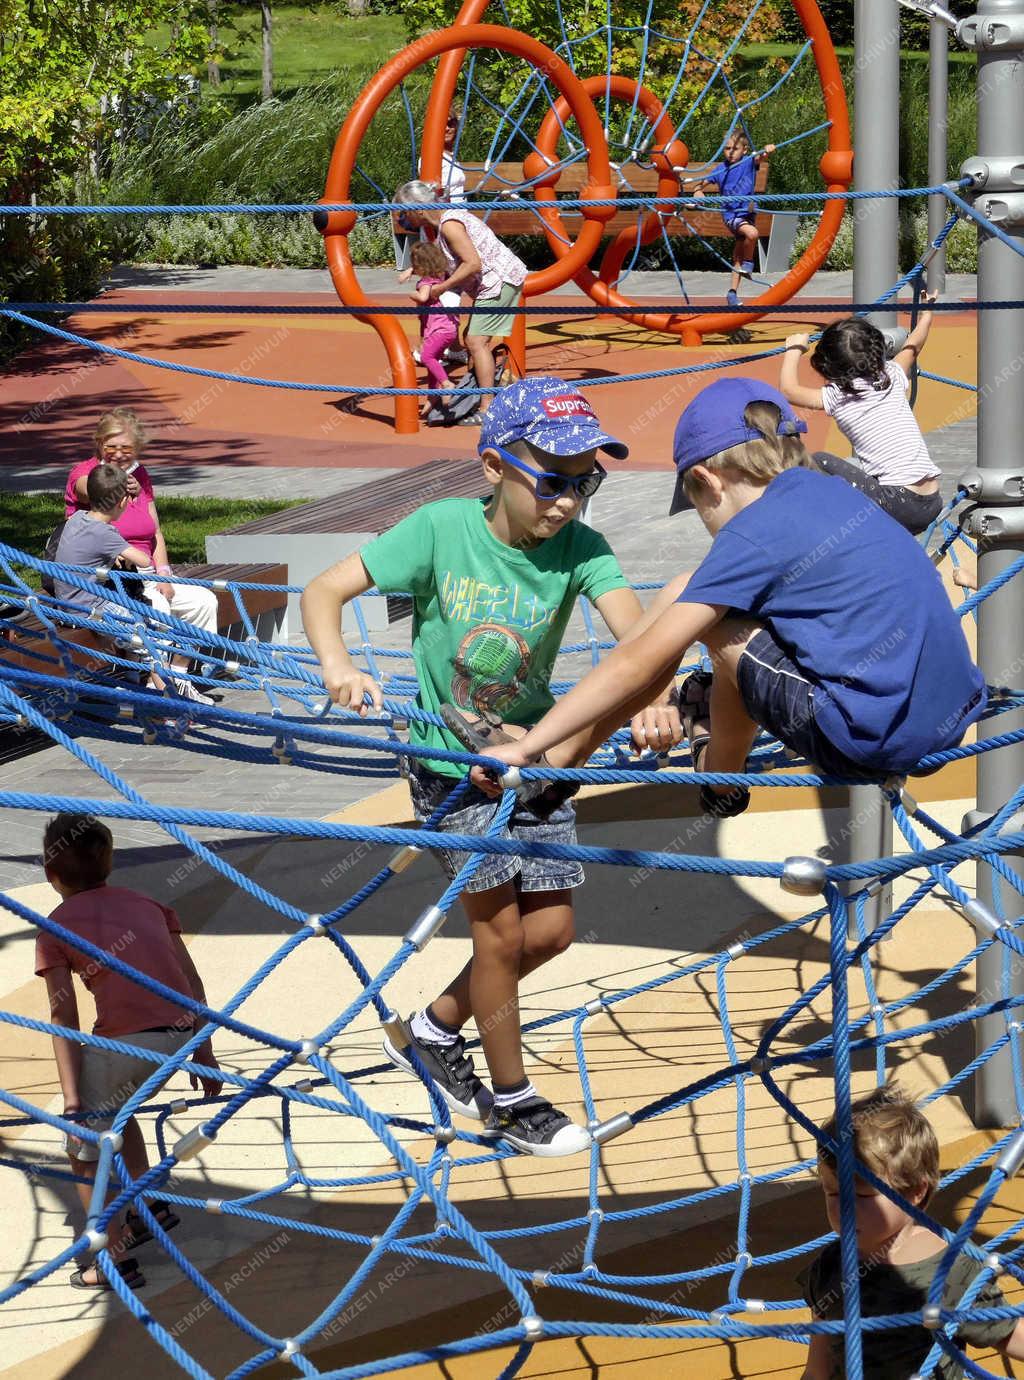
left=690, top=131, right=776, bottom=308
left=476, top=378, right=986, bottom=816
left=301, top=377, right=681, bottom=1156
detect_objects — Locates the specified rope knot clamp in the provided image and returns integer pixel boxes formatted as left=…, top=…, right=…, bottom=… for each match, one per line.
left=206, top=1198, right=224, bottom=1214
left=174, top=1124, right=215, bottom=1161
left=584, top=997, right=605, bottom=1016
left=434, top=1124, right=457, bottom=1145
left=592, top=1111, right=633, bottom=1145
left=587, top=1207, right=604, bottom=1222
left=532, top=1270, right=550, bottom=1288
left=295, top=1039, right=321, bottom=1065
left=100, top=1130, right=123, bottom=1152
left=987, top=1252, right=1003, bottom=1273
left=278, top=1339, right=301, bottom=1360
left=387, top=844, right=421, bottom=875
left=735, top=1251, right=753, bottom=1268
left=749, top=1057, right=767, bottom=1075
left=780, top=856, right=827, bottom=896
left=85, top=1228, right=108, bottom=1253
left=381, top=1012, right=412, bottom=1051
left=922, top=1302, right=943, bottom=1330
left=404, top=903, right=447, bottom=951
left=726, top=940, right=745, bottom=959
left=305, top=913, right=328, bottom=935
left=744, top=1298, right=767, bottom=1313
left=996, top=1127, right=1024, bottom=1178
left=964, top=898, right=1005, bottom=937
left=294, top=1078, right=314, bottom=1093
left=521, top=1316, right=544, bottom=1340
left=169, top=1098, right=189, bottom=1114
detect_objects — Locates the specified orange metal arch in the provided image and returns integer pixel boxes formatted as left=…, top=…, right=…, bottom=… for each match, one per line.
left=319, top=23, right=616, bottom=434
left=435, top=0, right=852, bottom=347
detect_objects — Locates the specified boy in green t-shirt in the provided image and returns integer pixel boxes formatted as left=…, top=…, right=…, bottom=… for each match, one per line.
left=301, top=377, right=681, bottom=1156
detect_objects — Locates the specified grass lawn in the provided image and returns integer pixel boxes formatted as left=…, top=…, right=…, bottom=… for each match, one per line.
left=207, top=8, right=407, bottom=103
left=1, top=494, right=305, bottom=589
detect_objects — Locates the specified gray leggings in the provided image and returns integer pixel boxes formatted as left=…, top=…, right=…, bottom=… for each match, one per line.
left=810, top=451, right=943, bottom=535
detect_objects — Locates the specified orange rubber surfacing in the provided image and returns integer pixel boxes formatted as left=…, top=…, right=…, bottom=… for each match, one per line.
left=0, top=296, right=978, bottom=476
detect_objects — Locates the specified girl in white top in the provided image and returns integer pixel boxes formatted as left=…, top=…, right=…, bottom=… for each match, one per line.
left=779, top=305, right=942, bottom=535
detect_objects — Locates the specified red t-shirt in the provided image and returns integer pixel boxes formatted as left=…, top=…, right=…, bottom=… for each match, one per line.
left=35, top=885, right=195, bottom=1037
left=64, top=457, right=159, bottom=561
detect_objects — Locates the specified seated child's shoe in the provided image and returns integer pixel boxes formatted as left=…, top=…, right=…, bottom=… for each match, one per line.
left=439, top=704, right=579, bottom=821
left=679, top=671, right=751, bottom=818
left=726, top=289, right=742, bottom=309
left=383, top=1018, right=493, bottom=1122
left=172, top=677, right=215, bottom=707
left=484, top=1096, right=591, bottom=1157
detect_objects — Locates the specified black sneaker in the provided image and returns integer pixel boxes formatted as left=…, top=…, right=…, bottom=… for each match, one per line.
left=483, top=1096, right=591, bottom=1157
left=383, top=1021, right=493, bottom=1121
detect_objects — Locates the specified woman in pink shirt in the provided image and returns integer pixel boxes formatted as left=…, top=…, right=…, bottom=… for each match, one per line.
left=65, top=409, right=218, bottom=654
left=394, top=180, right=527, bottom=422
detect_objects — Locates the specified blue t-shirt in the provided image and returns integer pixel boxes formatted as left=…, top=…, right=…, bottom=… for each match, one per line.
left=705, top=154, right=758, bottom=219
left=678, top=467, right=986, bottom=772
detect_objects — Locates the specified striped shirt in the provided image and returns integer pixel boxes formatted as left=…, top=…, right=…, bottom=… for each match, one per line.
left=438, top=209, right=527, bottom=302
left=822, top=361, right=939, bottom=486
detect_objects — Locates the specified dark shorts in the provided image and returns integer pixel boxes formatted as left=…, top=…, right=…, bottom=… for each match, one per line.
left=736, top=630, right=884, bottom=783
left=811, top=451, right=943, bottom=536
left=407, top=761, right=584, bottom=895
left=725, top=213, right=756, bottom=236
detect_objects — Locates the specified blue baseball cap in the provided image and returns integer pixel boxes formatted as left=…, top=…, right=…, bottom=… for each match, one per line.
left=669, top=378, right=807, bottom=514
left=479, top=376, right=629, bottom=460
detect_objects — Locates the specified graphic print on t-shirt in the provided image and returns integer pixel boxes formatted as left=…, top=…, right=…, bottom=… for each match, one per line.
left=451, top=622, right=532, bottom=715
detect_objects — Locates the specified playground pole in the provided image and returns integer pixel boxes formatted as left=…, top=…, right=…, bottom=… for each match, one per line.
left=962, top=0, right=1024, bottom=1127
left=927, top=16, right=949, bottom=294
left=846, top=0, right=901, bottom=933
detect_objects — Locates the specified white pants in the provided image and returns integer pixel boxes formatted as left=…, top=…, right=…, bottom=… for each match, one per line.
left=146, top=581, right=218, bottom=635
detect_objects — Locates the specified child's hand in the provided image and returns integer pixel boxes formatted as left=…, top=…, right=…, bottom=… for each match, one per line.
left=762, top=143, right=776, bottom=157
left=190, top=1043, right=224, bottom=1099
left=785, top=333, right=811, bottom=352
left=469, top=741, right=536, bottom=798
left=630, top=694, right=683, bottom=755
left=324, top=668, right=383, bottom=716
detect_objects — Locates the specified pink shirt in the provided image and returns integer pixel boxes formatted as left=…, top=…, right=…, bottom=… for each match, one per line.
left=438, top=209, right=527, bottom=301
left=36, top=886, right=194, bottom=1038
left=64, top=457, right=159, bottom=561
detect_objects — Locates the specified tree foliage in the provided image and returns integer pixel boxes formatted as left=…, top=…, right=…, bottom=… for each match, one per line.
left=0, top=0, right=215, bottom=197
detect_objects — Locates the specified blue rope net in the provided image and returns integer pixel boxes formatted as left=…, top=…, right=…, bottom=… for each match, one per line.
left=1, top=519, right=1024, bottom=1379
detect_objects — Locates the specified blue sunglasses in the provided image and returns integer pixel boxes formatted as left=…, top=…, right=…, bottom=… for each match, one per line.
left=490, top=445, right=606, bottom=501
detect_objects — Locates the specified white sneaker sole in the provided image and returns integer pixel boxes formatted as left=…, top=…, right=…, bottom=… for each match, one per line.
left=382, top=1037, right=493, bottom=1122
left=491, top=1123, right=593, bottom=1157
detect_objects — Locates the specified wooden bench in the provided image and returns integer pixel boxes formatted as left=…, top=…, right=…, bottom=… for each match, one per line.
left=205, top=457, right=490, bottom=634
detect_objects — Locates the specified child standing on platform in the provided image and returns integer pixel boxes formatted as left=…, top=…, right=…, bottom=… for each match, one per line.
left=36, top=814, right=222, bottom=1291
left=779, top=306, right=942, bottom=535
left=301, top=377, right=681, bottom=1156
left=409, top=240, right=461, bottom=418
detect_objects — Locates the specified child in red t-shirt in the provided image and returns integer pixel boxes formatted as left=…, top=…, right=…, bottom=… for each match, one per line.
left=35, top=814, right=223, bottom=1291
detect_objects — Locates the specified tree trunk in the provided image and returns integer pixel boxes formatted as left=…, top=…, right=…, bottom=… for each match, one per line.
left=207, top=0, right=220, bottom=86
left=260, top=1, right=272, bottom=102
left=346, top=0, right=368, bottom=14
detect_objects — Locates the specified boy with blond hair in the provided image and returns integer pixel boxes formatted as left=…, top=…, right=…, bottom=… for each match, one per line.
left=799, top=1085, right=1024, bottom=1378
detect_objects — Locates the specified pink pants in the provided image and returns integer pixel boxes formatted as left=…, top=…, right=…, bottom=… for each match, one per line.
left=421, top=317, right=459, bottom=390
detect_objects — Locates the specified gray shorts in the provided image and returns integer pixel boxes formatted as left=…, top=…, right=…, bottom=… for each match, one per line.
left=64, top=1028, right=192, bottom=1162
left=408, top=762, right=584, bottom=895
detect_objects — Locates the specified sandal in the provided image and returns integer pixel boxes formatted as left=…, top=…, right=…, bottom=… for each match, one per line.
left=122, top=1198, right=180, bottom=1250
left=69, top=1256, right=145, bottom=1292
left=678, top=671, right=750, bottom=819
left=440, top=704, right=579, bottom=822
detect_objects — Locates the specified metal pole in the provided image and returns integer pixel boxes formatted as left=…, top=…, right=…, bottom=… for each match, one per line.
left=846, top=0, right=902, bottom=932
left=928, top=16, right=950, bottom=295
left=962, top=0, right=1024, bottom=1127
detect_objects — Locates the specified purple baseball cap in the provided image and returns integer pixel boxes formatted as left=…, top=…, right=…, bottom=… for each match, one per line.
left=479, top=376, right=629, bottom=459
left=668, top=378, right=807, bottom=514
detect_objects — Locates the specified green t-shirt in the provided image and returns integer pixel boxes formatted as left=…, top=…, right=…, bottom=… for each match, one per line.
left=799, top=1239, right=1015, bottom=1379
left=361, top=497, right=628, bottom=778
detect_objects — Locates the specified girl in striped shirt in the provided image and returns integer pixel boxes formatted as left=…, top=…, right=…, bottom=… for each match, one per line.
left=779, top=306, right=942, bottom=534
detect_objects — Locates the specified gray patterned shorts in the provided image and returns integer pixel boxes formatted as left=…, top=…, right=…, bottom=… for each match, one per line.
left=407, top=761, right=584, bottom=895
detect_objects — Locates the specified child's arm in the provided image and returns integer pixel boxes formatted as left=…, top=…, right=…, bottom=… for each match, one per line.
left=168, top=935, right=224, bottom=1098
left=396, top=266, right=414, bottom=283
left=800, top=1329, right=831, bottom=1380
left=994, top=1316, right=1024, bottom=1359
left=410, top=282, right=431, bottom=304
left=113, top=542, right=155, bottom=570
left=43, top=967, right=84, bottom=1120
left=478, top=598, right=721, bottom=776
left=893, top=294, right=936, bottom=376
left=592, top=585, right=683, bottom=752
left=756, top=143, right=777, bottom=162
left=779, top=335, right=827, bottom=411
left=300, top=552, right=384, bottom=715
